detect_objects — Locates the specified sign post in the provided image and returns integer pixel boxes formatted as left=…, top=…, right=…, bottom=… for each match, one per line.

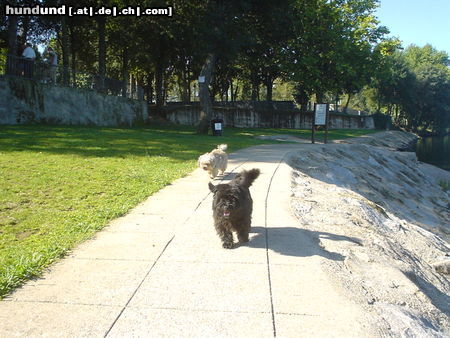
left=312, top=103, right=329, bottom=144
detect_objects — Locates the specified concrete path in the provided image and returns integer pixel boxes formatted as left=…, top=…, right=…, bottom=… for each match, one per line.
left=0, top=144, right=374, bottom=337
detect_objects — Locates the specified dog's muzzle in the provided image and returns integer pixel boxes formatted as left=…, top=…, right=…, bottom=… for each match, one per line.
left=223, top=210, right=230, bottom=217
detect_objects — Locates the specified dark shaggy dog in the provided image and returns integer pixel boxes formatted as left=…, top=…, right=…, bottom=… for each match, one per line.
left=208, top=168, right=260, bottom=249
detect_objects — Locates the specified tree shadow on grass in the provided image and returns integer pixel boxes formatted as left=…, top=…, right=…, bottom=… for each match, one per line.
left=0, top=125, right=290, bottom=163
left=0, top=125, right=208, bottom=160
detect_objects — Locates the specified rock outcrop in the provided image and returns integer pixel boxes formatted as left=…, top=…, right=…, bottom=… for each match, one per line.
left=289, top=131, right=449, bottom=336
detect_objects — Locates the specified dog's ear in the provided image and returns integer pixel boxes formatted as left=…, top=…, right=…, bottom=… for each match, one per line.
left=208, top=182, right=216, bottom=193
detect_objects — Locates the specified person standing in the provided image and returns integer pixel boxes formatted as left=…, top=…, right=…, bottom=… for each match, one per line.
left=21, top=43, right=36, bottom=78
left=46, top=47, right=58, bottom=83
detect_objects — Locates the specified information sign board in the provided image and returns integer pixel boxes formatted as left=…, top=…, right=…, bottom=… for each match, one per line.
left=315, top=104, right=327, bottom=125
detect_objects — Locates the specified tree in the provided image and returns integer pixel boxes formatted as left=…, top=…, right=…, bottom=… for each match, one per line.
left=284, top=0, right=387, bottom=109
left=195, top=0, right=253, bottom=134
left=359, top=44, right=450, bottom=134
left=331, top=0, right=388, bottom=112
left=403, top=45, right=450, bottom=133
left=239, top=0, right=293, bottom=102
left=283, top=0, right=329, bottom=107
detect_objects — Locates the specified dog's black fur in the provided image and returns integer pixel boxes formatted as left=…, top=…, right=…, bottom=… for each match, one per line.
left=208, top=169, right=260, bottom=249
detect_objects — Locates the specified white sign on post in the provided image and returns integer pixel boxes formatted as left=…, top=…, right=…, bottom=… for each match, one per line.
left=315, top=104, right=327, bottom=125
left=198, top=76, right=205, bottom=83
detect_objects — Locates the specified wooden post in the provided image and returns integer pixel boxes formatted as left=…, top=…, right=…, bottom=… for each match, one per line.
left=312, top=103, right=316, bottom=144
left=324, top=104, right=329, bottom=144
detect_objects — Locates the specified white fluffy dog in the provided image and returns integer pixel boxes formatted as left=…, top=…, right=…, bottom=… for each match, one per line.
left=198, top=144, right=228, bottom=179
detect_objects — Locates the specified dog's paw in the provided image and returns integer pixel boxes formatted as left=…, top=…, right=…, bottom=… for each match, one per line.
left=222, top=241, right=234, bottom=249
left=237, top=232, right=250, bottom=243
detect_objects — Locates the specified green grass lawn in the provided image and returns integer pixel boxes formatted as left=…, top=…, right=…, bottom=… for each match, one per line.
left=0, top=124, right=378, bottom=297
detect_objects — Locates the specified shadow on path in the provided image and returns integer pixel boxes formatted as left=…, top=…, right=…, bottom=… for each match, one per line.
left=244, top=226, right=363, bottom=262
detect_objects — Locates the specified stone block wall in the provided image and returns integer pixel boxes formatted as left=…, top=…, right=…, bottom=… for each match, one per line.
left=164, top=103, right=375, bottom=130
left=0, top=76, right=147, bottom=126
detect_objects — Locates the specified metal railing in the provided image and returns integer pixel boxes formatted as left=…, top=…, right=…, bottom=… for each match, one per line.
left=2, top=53, right=143, bottom=100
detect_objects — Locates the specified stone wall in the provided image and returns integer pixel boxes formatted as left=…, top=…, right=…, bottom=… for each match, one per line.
left=163, top=103, right=375, bottom=129
left=0, top=76, right=148, bottom=126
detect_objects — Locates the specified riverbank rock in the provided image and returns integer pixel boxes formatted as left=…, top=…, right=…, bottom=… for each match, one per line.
left=432, top=259, right=450, bottom=275
left=288, top=131, right=449, bottom=336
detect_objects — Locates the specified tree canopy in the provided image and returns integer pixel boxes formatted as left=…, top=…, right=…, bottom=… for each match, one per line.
left=353, top=44, right=450, bottom=134
left=2, top=0, right=449, bottom=133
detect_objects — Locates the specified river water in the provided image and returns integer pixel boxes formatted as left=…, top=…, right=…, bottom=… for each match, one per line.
left=416, top=135, right=450, bottom=171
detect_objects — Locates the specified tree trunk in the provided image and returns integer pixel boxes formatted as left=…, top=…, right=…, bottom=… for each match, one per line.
left=97, top=16, right=106, bottom=92
left=61, top=16, right=70, bottom=85
left=394, top=105, right=400, bottom=125
left=224, top=84, right=229, bottom=102
left=250, top=67, right=260, bottom=101
left=316, top=92, right=324, bottom=104
left=69, top=25, right=77, bottom=86
left=266, top=78, right=273, bottom=102
left=233, top=83, right=239, bottom=102
left=294, top=87, right=309, bottom=114
left=155, top=62, right=164, bottom=109
left=7, top=16, right=18, bottom=53
left=130, top=73, right=136, bottom=99
left=196, top=53, right=216, bottom=134
left=122, top=48, right=129, bottom=97
left=334, top=93, right=339, bottom=113
left=6, top=15, right=18, bottom=75
left=251, top=83, right=259, bottom=101
left=21, top=16, right=30, bottom=45
left=155, top=38, right=166, bottom=115
left=187, top=71, right=192, bottom=103
left=376, top=89, right=382, bottom=114
left=343, top=93, right=351, bottom=113
left=147, top=72, right=154, bottom=104
left=230, top=80, right=234, bottom=102
left=181, top=68, right=191, bottom=103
